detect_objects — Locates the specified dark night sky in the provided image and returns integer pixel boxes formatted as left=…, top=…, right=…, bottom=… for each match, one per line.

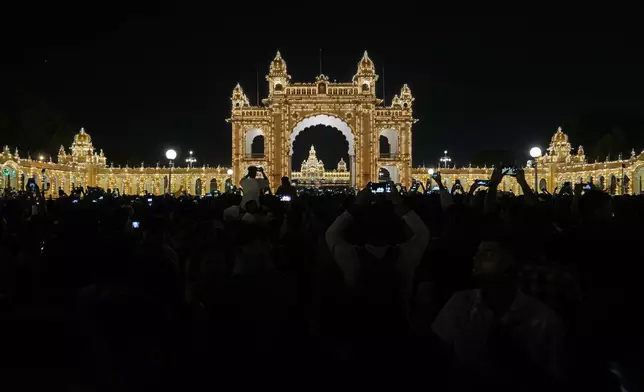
left=2, top=5, right=643, bottom=169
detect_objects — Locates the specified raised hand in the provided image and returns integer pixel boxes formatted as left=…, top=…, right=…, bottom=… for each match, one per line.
left=434, top=172, right=444, bottom=189
left=490, top=167, right=504, bottom=186
left=573, top=183, right=584, bottom=197
left=355, top=184, right=371, bottom=206
left=386, top=181, right=403, bottom=205
left=516, top=168, right=526, bottom=184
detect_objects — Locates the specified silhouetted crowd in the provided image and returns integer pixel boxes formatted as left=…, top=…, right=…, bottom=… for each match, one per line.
left=1, top=167, right=642, bottom=391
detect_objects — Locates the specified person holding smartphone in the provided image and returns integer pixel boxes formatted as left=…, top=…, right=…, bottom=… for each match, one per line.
left=240, top=166, right=269, bottom=210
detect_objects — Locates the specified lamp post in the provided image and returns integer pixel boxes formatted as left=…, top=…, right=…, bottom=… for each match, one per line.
left=165, top=149, right=177, bottom=194
left=439, top=150, right=451, bottom=168
left=185, top=150, right=196, bottom=168
left=530, top=147, right=542, bottom=192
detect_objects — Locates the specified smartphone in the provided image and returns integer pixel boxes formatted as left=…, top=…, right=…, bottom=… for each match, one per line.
left=409, top=182, right=420, bottom=193
left=98, top=196, right=104, bottom=200
left=370, top=182, right=387, bottom=194
left=280, top=195, right=292, bottom=202
left=475, top=179, right=490, bottom=186
left=432, top=173, right=440, bottom=180
left=205, top=193, right=213, bottom=198
left=502, top=167, right=517, bottom=177
left=72, top=199, right=79, bottom=204
left=582, top=183, right=592, bottom=191
left=455, top=179, right=462, bottom=189
left=131, top=221, right=140, bottom=229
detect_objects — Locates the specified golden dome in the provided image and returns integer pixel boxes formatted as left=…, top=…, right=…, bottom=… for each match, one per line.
left=74, top=128, right=92, bottom=144
left=551, top=127, right=568, bottom=144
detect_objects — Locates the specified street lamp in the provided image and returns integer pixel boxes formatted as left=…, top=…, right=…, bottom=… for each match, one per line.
left=530, top=147, right=542, bottom=192
left=439, top=150, right=452, bottom=168
left=185, top=150, right=196, bottom=168
left=165, top=149, right=177, bottom=194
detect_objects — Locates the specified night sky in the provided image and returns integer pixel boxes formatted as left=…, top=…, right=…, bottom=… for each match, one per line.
left=2, top=5, right=643, bottom=170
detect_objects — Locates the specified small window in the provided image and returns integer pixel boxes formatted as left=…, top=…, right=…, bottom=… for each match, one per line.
left=403, top=103, right=408, bottom=109
left=275, top=83, right=283, bottom=91
left=318, top=83, right=326, bottom=94
left=362, top=83, right=369, bottom=92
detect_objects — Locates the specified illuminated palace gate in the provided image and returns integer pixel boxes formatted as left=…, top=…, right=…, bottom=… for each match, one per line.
left=228, top=51, right=415, bottom=189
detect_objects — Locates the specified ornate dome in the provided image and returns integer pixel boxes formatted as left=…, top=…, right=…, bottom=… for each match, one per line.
left=74, top=128, right=92, bottom=145
left=551, top=127, right=568, bottom=144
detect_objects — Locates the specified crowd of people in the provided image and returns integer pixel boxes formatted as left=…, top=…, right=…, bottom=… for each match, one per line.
left=1, top=165, right=642, bottom=391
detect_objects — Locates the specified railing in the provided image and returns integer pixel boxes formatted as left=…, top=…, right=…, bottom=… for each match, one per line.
left=244, top=153, right=265, bottom=159
left=379, top=153, right=399, bottom=159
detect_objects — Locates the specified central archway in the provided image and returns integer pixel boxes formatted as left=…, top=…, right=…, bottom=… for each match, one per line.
left=289, top=114, right=354, bottom=156
left=289, top=114, right=356, bottom=187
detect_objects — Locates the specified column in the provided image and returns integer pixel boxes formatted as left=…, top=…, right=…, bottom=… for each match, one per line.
left=272, top=109, right=283, bottom=189
left=350, top=155, right=356, bottom=188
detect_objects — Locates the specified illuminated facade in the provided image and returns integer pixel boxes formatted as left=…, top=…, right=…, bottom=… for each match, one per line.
left=1, top=128, right=232, bottom=197
left=411, top=127, right=644, bottom=195
left=229, top=51, right=415, bottom=189
left=290, top=145, right=350, bottom=186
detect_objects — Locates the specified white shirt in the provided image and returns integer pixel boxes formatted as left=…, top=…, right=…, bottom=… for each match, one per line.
left=240, top=176, right=269, bottom=209
left=432, top=289, right=564, bottom=380
left=325, top=210, right=430, bottom=306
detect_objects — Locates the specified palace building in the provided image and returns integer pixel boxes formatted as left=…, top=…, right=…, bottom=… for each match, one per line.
left=1, top=128, right=232, bottom=197
left=411, top=127, right=644, bottom=195
left=2, top=52, right=644, bottom=196
left=290, top=145, right=350, bottom=187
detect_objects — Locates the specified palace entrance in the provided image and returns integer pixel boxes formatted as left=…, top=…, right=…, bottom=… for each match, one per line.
left=229, top=51, right=415, bottom=189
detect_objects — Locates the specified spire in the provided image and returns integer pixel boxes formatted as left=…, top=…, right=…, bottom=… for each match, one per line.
left=231, top=83, right=250, bottom=109
left=269, top=50, right=289, bottom=77
left=353, top=50, right=378, bottom=90
left=399, top=83, right=414, bottom=108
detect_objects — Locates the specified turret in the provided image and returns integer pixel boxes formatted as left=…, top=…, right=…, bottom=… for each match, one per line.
left=399, top=84, right=414, bottom=109
left=353, top=51, right=378, bottom=95
left=576, top=145, right=585, bottom=162
left=266, top=51, right=291, bottom=96
left=231, top=83, right=250, bottom=111
left=58, top=145, right=67, bottom=163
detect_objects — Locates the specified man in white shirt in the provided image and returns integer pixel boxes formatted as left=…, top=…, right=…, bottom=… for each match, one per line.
left=432, top=236, right=565, bottom=387
left=240, top=166, right=269, bottom=209
left=325, top=183, right=430, bottom=315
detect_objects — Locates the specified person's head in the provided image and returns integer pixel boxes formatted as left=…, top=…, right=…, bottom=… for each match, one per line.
left=247, top=166, right=258, bottom=178
left=474, top=229, right=518, bottom=313
left=356, top=202, right=404, bottom=246
left=245, top=200, right=259, bottom=214
left=235, top=223, right=273, bottom=274
left=281, top=176, right=290, bottom=186
left=579, top=189, right=612, bottom=223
